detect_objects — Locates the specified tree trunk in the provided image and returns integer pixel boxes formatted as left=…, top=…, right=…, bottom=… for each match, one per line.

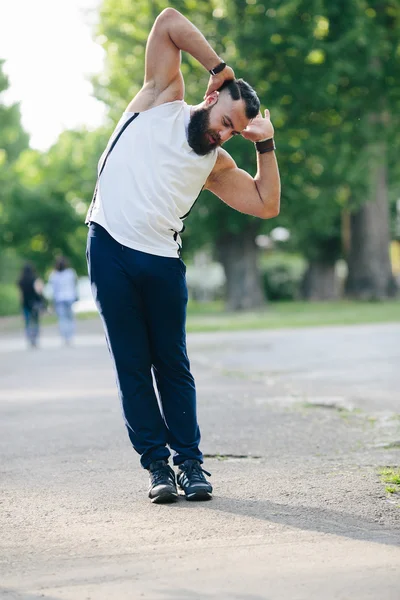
left=301, top=261, right=339, bottom=300
left=346, top=146, right=396, bottom=300
left=216, top=226, right=265, bottom=311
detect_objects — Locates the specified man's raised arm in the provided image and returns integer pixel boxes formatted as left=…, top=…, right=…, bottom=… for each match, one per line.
left=141, top=8, right=235, bottom=102
left=205, top=109, right=281, bottom=220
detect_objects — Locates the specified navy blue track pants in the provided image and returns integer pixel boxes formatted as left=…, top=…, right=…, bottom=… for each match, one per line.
left=86, top=223, right=203, bottom=468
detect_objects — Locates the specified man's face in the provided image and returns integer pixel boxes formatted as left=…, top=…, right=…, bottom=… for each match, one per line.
left=188, top=92, right=250, bottom=156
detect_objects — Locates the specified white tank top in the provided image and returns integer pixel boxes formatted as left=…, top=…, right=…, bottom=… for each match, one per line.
left=89, top=101, right=217, bottom=257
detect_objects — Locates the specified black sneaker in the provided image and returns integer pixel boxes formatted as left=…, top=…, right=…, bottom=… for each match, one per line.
left=148, top=460, right=178, bottom=504
left=177, top=460, right=212, bottom=501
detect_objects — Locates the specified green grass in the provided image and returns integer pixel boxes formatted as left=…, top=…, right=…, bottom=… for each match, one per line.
left=380, top=468, right=400, bottom=486
left=0, top=284, right=20, bottom=317
left=185, top=300, right=400, bottom=332
left=1, top=299, right=399, bottom=335
left=379, top=468, right=400, bottom=501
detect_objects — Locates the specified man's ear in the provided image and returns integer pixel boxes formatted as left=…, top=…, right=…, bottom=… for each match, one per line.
left=204, top=91, right=219, bottom=107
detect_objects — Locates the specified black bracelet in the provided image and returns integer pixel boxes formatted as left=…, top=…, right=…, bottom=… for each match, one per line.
left=209, top=61, right=226, bottom=76
left=255, top=138, right=276, bottom=154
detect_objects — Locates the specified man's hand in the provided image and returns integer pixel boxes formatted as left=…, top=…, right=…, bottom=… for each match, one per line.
left=204, top=65, right=235, bottom=98
left=241, top=109, right=274, bottom=142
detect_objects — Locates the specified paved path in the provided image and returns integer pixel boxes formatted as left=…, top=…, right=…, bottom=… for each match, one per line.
left=1, top=319, right=399, bottom=599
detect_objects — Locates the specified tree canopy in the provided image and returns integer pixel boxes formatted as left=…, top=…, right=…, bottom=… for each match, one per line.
left=1, top=1, right=399, bottom=301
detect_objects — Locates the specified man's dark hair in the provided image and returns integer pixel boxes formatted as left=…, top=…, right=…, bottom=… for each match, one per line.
left=218, top=78, right=260, bottom=119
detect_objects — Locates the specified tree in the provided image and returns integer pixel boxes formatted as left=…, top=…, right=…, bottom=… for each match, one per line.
left=6, top=127, right=109, bottom=275
left=0, top=59, right=30, bottom=278
left=264, top=0, right=400, bottom=300
left=338, top=1, right=400, bottom=299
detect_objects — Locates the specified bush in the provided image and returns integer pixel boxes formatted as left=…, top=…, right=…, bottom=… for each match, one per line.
left=261, top=254, right=304, bottom=301
left=0, top=284, right=20, bottom=316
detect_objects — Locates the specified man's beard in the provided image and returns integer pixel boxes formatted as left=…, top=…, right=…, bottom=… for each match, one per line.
left=188, top=107, right=219, bottom=156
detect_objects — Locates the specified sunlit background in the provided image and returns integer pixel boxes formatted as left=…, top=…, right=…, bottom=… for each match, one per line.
left=0, top=0, right=105, bottom=150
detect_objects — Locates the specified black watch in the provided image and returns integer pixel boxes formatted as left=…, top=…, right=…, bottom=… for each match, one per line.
left=209, top=61, right=226, bottom=76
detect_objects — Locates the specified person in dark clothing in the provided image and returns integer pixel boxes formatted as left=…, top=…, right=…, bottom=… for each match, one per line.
left=17, top=263, right=44, bottom=348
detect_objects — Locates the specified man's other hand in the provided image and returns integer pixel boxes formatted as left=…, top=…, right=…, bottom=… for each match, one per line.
left=241, top=109, right=274, bottom=142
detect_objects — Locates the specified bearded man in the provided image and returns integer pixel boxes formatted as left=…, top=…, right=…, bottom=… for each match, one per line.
left=86, top=8, right=280, bottom=504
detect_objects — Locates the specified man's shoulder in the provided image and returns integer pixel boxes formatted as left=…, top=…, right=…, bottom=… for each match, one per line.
left=212, top=147, right=236, bottom=172
left=205, top=148, right=237, bottom=188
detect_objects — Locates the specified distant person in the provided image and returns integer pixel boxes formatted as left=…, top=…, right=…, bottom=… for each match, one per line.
left=48, top=257, right=78, bottom=345
left=17, top=262, right=44, bottom=348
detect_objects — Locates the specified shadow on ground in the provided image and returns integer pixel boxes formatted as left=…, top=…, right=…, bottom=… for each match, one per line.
left=192, top=496, right=400, bottom=547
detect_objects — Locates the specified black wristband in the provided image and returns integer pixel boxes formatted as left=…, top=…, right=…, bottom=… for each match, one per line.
left=255, top=138, right=276, bottom=154
left=209, top=61, right=226, bottom=76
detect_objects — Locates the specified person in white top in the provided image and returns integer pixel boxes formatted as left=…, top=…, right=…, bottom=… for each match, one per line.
left=48, top=257, right=78, bottom=345
left=86, top=8, right=280, bottom=503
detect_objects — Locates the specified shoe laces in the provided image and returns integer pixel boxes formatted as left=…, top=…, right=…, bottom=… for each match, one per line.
left=149, top=461, right=175, bottom=486
left=181, top=460, right=211, bottom=482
